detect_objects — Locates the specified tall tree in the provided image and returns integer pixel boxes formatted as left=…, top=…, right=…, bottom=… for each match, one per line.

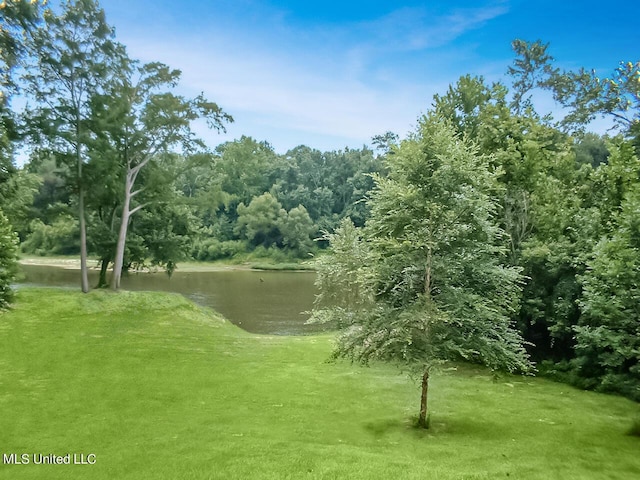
left=0, top=0, right=41, bottom=184
left=507, top=39, right=640, bottom=145
left=566, top=139, right=640, bottom=399
left=576, top=176, right=640, bottom=400
left=549, top=61, right=640, bottom=140
left=311, top=116, right=532, bottom=428
left=0, top=1, right=42, bottom=308
left=235, top=192, right=285, bottom=248
left=0, top=209, right=18, bottom=310
left=434, top=72, right=589, bottom=361
left=22, top=0, right=119, bottom=292
left=91, top=57, right=231, bottom=289
left=507, top=39, right=557, bottom=116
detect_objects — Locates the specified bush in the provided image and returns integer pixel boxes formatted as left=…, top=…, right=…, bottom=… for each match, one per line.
left=21, top=216, right=79, bottom=255
left=0, top=209, right=18, bottom=310
left=192, top=238, right=246, bottom=261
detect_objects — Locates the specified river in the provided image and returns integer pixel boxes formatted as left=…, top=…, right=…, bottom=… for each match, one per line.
left=17, top=264, right=325, bottom=336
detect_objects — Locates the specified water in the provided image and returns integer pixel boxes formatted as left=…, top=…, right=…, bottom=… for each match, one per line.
left=17, top=264, right=324, bottom=336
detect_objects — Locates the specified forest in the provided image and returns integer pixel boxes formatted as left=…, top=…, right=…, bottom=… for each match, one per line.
left=1, top=0, right=639, bottom=404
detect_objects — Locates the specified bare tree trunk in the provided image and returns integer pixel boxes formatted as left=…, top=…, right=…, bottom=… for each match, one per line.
left=76, top=138, right=89, bottom=293
left=78, top=186, right=89, bottom=293
left=418, top=368, right=430, bottom=428
left=111, top=161, right=147, bottom=290
left=110, top=184, right=131, bottom=290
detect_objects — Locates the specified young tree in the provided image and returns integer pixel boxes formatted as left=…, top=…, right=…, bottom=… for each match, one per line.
left=311, top=116, right=532, bottom=428
left=22, top=0, right=119, bottom=292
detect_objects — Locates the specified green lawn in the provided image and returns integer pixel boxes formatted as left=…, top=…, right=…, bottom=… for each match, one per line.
left=1, top=288, right=638, bottom=479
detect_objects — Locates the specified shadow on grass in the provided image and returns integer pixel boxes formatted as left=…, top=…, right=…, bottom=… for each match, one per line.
left=363, top=418, right=408, bottom=437
left=628, top=418, right=640, bottom=437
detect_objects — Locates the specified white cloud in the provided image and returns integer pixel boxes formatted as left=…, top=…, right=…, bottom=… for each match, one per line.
left=348, top=3, right=509, bottom=53
left=107, top=2, right=510, bottom=152
left=118, top=32, right=442, bottom=152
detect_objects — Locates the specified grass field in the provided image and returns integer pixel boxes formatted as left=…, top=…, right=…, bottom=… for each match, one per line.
left=1, top=288, right=638, bottom=479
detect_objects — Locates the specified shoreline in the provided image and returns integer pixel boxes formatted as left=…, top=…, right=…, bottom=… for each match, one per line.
left=18, top=257, right=314, bottom=273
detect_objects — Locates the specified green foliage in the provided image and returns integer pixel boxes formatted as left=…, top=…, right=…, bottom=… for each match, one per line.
left=507, top=40, right=640, bottom=141
left=133, top=201, right=197, bottom=276
left=192, top=238, right=246, bottom=261
left=313, top=117, right=532, bottom=377
left=574, top=133, right=610, bottom=168
left=278, top=204, right=314, bottom=256
left=21, top=215, right=79, bottom=255
left=575, top=182, right=640, bottom=400
left=432, top=74, right=501, bottom=138
left=0, top=208, right=19, bottom=309
left=435, top=70, right=601, bottom=365
left=1, top=0, right=41, bottom=201
left=173, top=141, right=382, bottom=261
left=553, top=61, right=640, bottom=136
left=233, top=192, right=322, bottom=257
left=212, top=136, right=274, bottom=207
left=508, top=39, right=557, bottom=115
left=311, top=218, right=374, bottom=328
left=21, top=0, right=122, bottom=292
left=23, top=0, right=118, bottom=156
left=236, top=192, right=286, bottom=247
left=0, top=169, right=42, bottom=240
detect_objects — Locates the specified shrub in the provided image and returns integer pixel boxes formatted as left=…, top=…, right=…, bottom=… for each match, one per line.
left=21, top=216, right=79, bottom=255
left=192, top=238, right=246, bottom=261
left=0, top=209, right=18, bottom=310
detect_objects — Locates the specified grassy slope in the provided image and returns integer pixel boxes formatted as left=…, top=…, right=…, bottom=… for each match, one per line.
left=0, top=288, right=638, bottom=480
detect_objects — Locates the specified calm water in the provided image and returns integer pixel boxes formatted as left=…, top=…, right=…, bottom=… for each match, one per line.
left=17, top=264, right=323, bottom=335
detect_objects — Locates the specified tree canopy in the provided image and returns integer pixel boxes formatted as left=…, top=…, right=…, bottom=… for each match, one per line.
left=311, top=116, right=532, bottom=427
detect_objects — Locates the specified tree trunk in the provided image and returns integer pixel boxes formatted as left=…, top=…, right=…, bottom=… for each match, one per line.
left=418, top=368, right=430, bottom=428
left=424, top=246, right=432, bottom=299
left=76, top=135, right=89, bottom=293
left=111, top=156, right=149, bottom=290
left=110, top=189, right=130, bottom=290
left=97, top=256, right=110, bottom=288
left=78, top=187, right=89, bottom=293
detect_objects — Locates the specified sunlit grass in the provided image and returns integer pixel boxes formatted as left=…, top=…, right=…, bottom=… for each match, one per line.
left=0, top=288, right=638, bottom=479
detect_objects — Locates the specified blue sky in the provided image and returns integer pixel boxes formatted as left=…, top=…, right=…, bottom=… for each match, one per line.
left=100, top=0, right=640, bottom=153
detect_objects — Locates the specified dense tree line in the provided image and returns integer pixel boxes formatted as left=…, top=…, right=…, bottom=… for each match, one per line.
left=181, top=138, right=382, bottom=261
left=1, top=2, right=638, bottom=406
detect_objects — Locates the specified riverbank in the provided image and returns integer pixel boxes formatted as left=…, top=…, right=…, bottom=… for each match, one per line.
left=18, top=255, right=315, bottom=272
left=2, top=287, right=639, bottom=480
